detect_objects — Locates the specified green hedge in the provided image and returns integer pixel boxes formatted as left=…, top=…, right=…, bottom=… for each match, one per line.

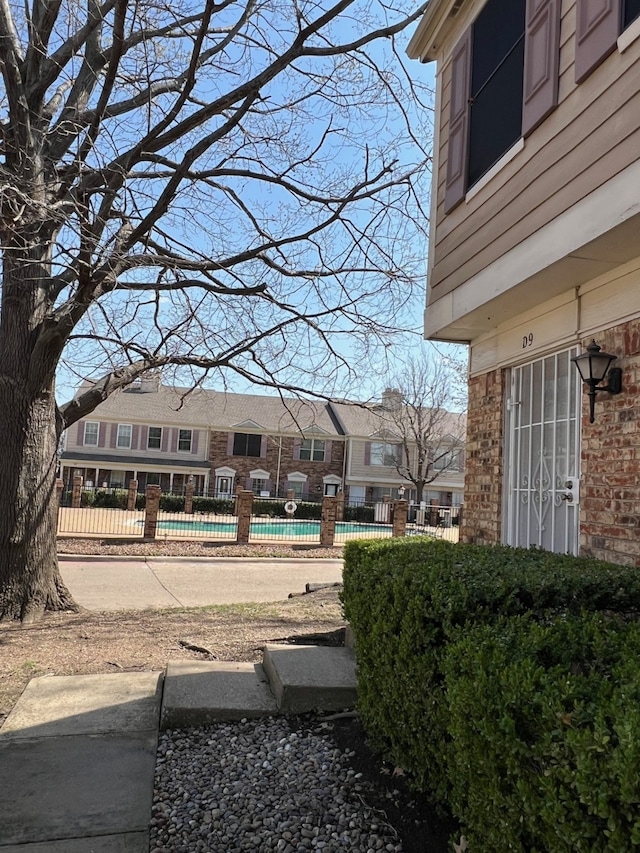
left=341, top=538, right=640, bottom=806
left=344, top=504, right=375, bottom=523
left=252, top=499, right=322, bottom=519
left=444, top=614, right=640, bottom=852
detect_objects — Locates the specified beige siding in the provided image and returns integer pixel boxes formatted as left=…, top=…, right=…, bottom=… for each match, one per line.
left=430, top=0, right=640, bottom=304
left=67, top=420, right=209, bottom=463
left=348, top=439, right=403, bottom=482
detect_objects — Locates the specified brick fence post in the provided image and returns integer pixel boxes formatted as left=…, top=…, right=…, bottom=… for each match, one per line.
left=127, top=479, right=138, bottom=511
left=335, top=492, right=345, bottom=522
left=71, top=474, right=83, bottom=508
left=320, top=495, right=338, bottom=547
left=235, top=489, right=254, bottom=544
left=184, top=480, right=194, bottom=514
left=392, top=500, right=408, bottom=537
left=144, top=485, right=161, bottom=539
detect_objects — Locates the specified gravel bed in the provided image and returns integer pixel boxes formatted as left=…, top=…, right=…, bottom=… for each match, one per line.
left=150, top=716, right=403, bottom=853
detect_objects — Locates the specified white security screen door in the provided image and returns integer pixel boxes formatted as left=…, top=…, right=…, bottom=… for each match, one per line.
left=506, top=349, right=581, bottom=554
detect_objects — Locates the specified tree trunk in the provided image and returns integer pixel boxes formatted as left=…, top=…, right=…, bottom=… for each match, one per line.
left=0, top=378, right=76, bottom=623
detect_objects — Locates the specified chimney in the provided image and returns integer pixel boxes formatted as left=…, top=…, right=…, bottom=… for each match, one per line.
left=381, top=388, right=403, bottom=411
left=139, top=372, right=161, bottom=393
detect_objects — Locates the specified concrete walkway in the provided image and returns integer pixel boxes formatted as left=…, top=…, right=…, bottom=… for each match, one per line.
left=0, top=556, right=353, bottom=851
left=59, top=556, right=344, bottom=610
left=0, top=649, right=357, bottom=851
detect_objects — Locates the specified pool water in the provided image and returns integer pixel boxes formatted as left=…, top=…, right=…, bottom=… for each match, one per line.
left=155, top=518, right=389, bottom=537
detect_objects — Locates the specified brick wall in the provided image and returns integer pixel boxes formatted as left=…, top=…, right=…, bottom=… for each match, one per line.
left=460, top=368, right=504, bottom=546
left=579, top=319, right=640, bottom=567
left=208, top=431, right=344, bottom=496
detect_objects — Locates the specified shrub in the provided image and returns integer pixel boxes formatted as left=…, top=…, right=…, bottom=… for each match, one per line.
left=158, top=494, right=185, bottom=512
left=192, top=496, right=234, bottom=514
left=344, top=504, right=375, bottom=523
left=444, top=614, right=640, bottom=852
left=341, top=538, right=640, bottom=806
left=91, top=488, right=128, bottom=508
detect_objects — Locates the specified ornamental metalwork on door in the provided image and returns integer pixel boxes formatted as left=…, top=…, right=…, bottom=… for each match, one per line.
left=506, top=349, right=581, bottom=555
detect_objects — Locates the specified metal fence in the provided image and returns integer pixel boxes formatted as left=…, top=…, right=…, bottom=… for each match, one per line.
left=57, top=485, right=461, bottom=545
left=57, top=505, right=146, bottom=538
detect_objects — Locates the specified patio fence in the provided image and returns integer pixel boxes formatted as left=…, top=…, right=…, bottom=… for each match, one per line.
left=56, top=476, right=460, bottom=545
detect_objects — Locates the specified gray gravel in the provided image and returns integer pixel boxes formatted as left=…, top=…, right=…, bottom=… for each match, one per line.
left=150, top=716, right=403, bottom=853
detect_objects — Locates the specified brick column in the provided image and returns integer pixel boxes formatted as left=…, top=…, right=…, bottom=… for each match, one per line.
left=320, top=495, right=338, bottom=547
left=71, top=474, right=83, bottom=508
left=184, top=480, right=194, bottom=514
left=144, top=485, right=161, bottom=539
left=336, top=491, right=345, bottom=522
left=235, top=489, right=254, bottom=544
left=127, top=479, right=138, bottom=511
left=392, top=500, right=407, bottom=537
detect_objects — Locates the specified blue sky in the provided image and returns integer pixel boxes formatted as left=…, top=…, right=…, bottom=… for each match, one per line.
left=51, top=3, right=453, bottom=408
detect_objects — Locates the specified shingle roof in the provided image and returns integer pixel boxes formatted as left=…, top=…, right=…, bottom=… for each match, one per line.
left=79, top=383, right=344, bottom=436
left=330, top=400, right=466, bottom=441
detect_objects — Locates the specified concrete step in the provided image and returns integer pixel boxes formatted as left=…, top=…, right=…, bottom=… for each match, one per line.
left=160, top=644, right=358, bottom=728
left=160, top=661, right=278, bottom=729
left=262, top=644, right=357, bottom=714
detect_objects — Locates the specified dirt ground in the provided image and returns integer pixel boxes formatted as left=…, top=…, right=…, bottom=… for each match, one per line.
left=0, top=541, right=459, bottom=851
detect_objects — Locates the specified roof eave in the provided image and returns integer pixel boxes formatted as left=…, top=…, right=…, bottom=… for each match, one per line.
left=406, top=0, right=467, bottom=62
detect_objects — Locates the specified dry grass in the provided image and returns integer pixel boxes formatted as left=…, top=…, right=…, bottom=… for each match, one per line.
left=0, top=566, right=344, bottom=727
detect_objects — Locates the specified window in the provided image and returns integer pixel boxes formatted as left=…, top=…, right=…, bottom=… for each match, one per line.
left=84, top=422, right=99, bottom=446
left=433, top=449, right=462, bottom=472
left=369, top=442, right=400, bottom=467
left=233, top=433, right=261, bottom=457
left=252, top=478, right=268, bottom=495
left=178, top=429, right=192, bottom=452
left=116, top=424, right=132, bottom=449
left=445, top=0, right=561, bottom=211
left=299, top=438, right=325, bottom=462
left=148, top=427, right=162, bottom=450
left=468, top=0, right=526, bottom=189
left=576, top=0, right=640, bottom=81
left=624, top=0, right=640, bottom=28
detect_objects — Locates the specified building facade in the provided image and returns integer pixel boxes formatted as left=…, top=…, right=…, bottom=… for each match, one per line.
left=409, top=0, right=640, bottom=563
left=61, top=381, right=466, bottom=506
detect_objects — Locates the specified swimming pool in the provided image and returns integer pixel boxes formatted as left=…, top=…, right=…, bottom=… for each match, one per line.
left=154, top=518, right=391, bottom=538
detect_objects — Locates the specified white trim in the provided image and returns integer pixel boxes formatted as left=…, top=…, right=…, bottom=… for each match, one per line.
left=147, top=425, right=162, bottom=451
left=177, top=428, right=192, bottom=453
left=322, top=475, right=342, bottom=485
left=465, top=138, right=524, bottom=203
left=286, top=471, right=308, bottom=482
left=618, top=15, right=640, bottom=53
left=83, top=421, right=99, bottom=446
left=249, top=468, right=270, bottom=479
left=116, top=423, right=132, bottom=449
left=214, top=465, right=236, bottom=477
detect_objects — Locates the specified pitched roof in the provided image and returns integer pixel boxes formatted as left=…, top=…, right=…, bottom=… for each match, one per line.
left=330, top=400, right=466, bottom=441
left=79, top=383, right=344, bottom=436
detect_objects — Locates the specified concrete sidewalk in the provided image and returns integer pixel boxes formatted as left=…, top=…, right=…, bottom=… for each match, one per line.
left=0, top=648, right=357, bottom=852
left=0, top=556, right=351, bottom=850
left=59, top=556, right=344, bottom=610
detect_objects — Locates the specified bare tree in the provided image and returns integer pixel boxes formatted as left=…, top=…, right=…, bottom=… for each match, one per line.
left=0, top=0, right=432, bottom=620
left=382, top=354, right=466, bottom=503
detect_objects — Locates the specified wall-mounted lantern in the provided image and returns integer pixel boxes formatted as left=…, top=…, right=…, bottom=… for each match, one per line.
left=571, top=339, right=623, bottom=424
